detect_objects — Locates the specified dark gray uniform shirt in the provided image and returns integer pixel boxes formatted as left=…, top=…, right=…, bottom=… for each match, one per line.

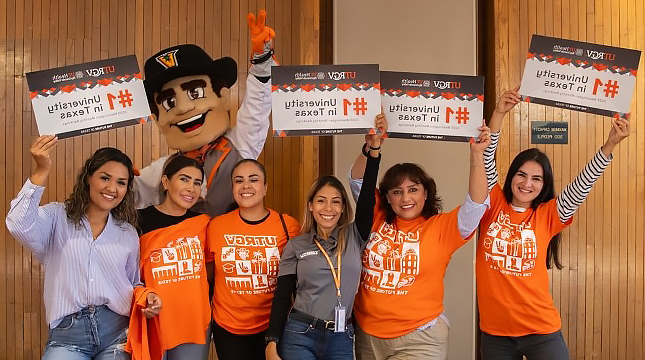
left=278, top=224, right=365, bottom=321
left=266, top=152, right=379, bottom=340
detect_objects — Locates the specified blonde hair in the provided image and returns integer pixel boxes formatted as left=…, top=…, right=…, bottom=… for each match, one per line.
left=301, top=175, right=353, bottom=254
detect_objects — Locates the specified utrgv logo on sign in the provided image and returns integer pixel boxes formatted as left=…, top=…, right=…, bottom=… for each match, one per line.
left=86, top=66, right=116, bottom=77
left=586, top=50, right=616, bottom=61
left=327, top=71, right=356, bottom=81
left=433, top=81, right=461, bottom=90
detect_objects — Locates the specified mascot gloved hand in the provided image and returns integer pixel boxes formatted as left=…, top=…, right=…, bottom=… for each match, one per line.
left=134, top=10, right=277, bottom=217
left=248, top=9, right=278, bottom=78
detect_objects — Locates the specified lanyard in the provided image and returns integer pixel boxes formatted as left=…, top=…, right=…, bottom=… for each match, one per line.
left=313, top=239, right=342, bottom=301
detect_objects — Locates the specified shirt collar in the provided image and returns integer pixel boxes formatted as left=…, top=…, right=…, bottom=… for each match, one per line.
left=81, top=211, right=117, bottom=240
left=310, top=226, right=341, bottom=250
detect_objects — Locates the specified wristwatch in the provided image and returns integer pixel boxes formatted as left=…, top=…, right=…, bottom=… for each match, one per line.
left=265, top=335, right=279, bottom=345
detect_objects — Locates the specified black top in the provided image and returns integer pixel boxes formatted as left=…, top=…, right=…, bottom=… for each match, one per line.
left=137, top=205, right=201, bottom=235
left=240, top=210, right=271, bottom=225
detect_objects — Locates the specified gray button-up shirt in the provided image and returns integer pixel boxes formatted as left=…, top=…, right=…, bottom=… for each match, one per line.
left=278, top=225, right=365, bottom=321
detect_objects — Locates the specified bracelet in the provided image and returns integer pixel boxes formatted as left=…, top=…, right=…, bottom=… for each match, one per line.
left=369, top=145, right=381, bottom=151
left=251, top=49, right=274, bottom=64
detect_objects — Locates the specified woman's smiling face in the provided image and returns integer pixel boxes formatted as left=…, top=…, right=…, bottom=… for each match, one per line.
left=309, top=185, right=343, bottom=236
left=510, top=160, right=544, bottom=208
left=385, top=177, right=427, bottom=220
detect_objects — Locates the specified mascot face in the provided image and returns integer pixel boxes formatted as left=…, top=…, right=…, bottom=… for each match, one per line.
left=153, top=74, right=232, bottom=152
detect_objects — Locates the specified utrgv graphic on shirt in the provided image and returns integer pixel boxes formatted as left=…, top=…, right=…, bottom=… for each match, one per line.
left=520, top=35, right=641, bottom=117
left=220, top=234, right=281, bottom=295
left=271, top=64, right=381, bottom=136
left=381, top=71, right=484, bottom=142
left=26, top=55, right=151, bottom=139
left=150, top=236, right=204, bottom=284
left=483, top=211, right=538, bottom=276
left=361, top=222, right=420, bottom=295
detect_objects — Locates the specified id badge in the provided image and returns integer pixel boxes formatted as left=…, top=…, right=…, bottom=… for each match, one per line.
left=334, top=305, right=346, bottom=332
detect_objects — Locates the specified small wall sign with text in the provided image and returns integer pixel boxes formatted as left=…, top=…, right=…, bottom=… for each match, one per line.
left=531, top=121, right=569, bottom=144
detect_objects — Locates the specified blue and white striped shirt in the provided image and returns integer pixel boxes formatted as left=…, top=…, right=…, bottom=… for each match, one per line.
left=6, top=179, right=141, bottom=329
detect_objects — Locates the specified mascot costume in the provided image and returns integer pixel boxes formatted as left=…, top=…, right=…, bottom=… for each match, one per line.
left=134, top=10, right=276, bottom=217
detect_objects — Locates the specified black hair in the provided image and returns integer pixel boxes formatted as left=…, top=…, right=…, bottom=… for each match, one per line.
left=231, top=159, right=268, bottom=184
left=159, top=155, right=205, bottom=195
left=503, top=148, right=562, bottom=269
left=378, top=163, right=442, bottom=224
left=162, top=154, right=205, bottom=180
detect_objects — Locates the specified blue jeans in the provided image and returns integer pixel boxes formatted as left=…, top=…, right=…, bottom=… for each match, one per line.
left=480, top=330, right=569, bottom=360
left=279, top=317, right=354, bottom=360
left=163, top=322, right=211, bottom=360
left=42, top=305, right=130, bottom=360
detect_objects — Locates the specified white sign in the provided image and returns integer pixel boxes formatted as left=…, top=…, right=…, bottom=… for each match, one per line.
left=271, top=64, right=381, bottom=136
left=27, top=55, right=151, bottom=139
left=382, top=71, right=484, bottom=142
left=520, top=35, right=641, bottom=117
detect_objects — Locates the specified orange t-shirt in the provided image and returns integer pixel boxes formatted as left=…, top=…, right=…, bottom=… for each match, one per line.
left=207, top=209, right=300, bottom=334
left=139, top=214, right=211, bottom=353
left=353, top=198, right=468, bottom=338
left=477, top=184, right=571, bottom=336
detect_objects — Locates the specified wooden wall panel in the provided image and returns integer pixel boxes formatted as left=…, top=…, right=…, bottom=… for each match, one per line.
left=489, top=1, right=645, bottom=359
left=0, top=1, right=322, bottom=358
left=317, top=0, right=334, bottom=176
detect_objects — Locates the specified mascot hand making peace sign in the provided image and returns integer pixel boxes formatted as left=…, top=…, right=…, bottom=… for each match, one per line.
left=134, top=10, right=276, bottom=216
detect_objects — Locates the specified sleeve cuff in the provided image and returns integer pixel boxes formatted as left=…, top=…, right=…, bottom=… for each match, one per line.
left=597, top=147, right=613, bottom=163
left=457, top=193, right=490, bottom=239
left=348, top=172, right=362, bottom=203
left=465, top=192, right=490, bottom=208
left=23, top=178, right=46, bottom=195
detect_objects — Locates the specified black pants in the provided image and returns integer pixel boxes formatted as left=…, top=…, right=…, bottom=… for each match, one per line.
left=211, top=321, right=266, bottom=360
left=480, top=330, right=569, bottom=360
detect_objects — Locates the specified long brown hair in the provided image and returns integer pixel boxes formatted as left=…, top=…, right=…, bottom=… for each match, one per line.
left=301, top=175, right=352, bottom=254
left=64, top=147, right=138, bottom=228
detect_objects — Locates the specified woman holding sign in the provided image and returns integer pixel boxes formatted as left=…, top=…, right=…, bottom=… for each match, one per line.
left=5, top=136, right=161, bottom=359
left=349, top=123, right=491, bottom=360
left=264, top=115, right=386, bottom=360
left=477, top=88, right=630, bottom=360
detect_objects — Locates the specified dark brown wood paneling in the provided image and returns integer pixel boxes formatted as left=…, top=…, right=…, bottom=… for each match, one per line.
left=0, top=1, right=322, bottom=358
